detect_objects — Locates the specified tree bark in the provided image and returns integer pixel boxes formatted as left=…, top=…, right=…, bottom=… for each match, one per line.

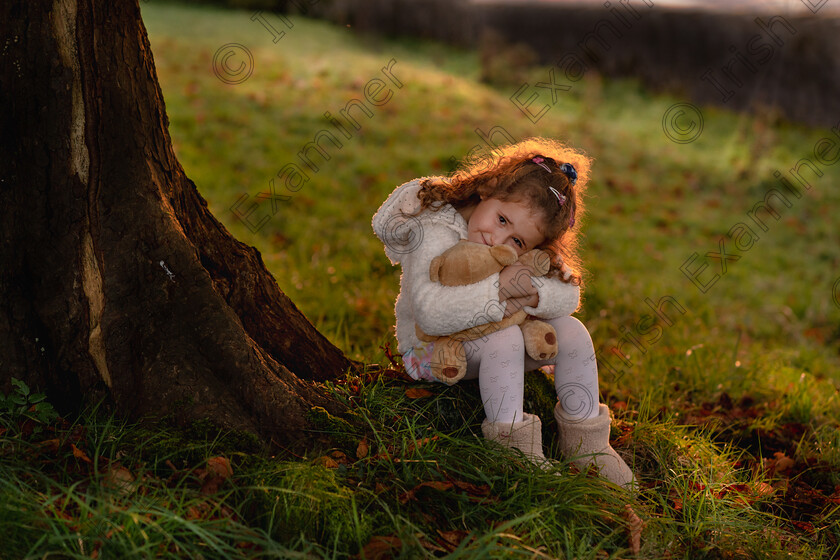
left=0, top=0, right=358, bottom=449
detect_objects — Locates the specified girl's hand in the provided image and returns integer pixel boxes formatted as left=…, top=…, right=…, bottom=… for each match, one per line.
left=503, top=294, right=539, bottom=317
left=498, top=262, right=539, bottom=299
left=498, top=262, right=539, bottom=316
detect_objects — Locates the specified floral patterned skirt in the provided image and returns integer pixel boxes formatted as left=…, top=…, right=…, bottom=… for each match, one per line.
left=401, top=341, right=439, bottom=383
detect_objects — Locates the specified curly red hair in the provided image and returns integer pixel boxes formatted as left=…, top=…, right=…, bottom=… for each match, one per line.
left=415, top=137, right=591, bottom=287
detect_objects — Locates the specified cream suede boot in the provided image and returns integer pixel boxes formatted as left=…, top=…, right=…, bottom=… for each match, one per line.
left=555, top=403, right=636, bottom=488
left=481, top=412, right=547, bottom=463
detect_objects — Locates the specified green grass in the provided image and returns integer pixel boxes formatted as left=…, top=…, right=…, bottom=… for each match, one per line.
left=3, top=0, right=840, bottom=557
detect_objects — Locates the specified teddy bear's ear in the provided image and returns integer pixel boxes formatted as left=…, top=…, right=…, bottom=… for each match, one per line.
left=489, top=245, right=518, bottom=266
left=430, top=255, right=444, bottom=282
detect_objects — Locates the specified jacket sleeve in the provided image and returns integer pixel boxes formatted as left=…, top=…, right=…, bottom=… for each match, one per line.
left=403, top=222, right=506, bottom=337
left=371, top=178, right=424, bottom=265
left=521, top=273, right=581, bottom=319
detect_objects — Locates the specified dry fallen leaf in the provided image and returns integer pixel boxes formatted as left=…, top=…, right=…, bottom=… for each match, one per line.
left=623, top=504, right=644, bottom=556
left=206, top=456, right=233, bottom=479
left=829, top=486, right=840, bottom=505
left=405, top=387, right=434, bottom=399
left=314, top=455, right=339, bottom=469
left=360, top=535, right=402, bottom=560
left=435, top=530, right=470, bottom=552
left=399, top=480, right=454, bottom=504
left=356, top=437, right=369, bottom=460
left=330, top=450, right=350, bottom=465
left=381, top=368, right=415, bottom=382
left=199, top=456, right=234, bottom=495
left=716, top=483, right=769, bottom=506
left=104, top=465, right=136, bottom=495
left=186, top=504, right=204, bottom=520
left=39, top=438, right=61, bottom=453
left=754, top=481, right=776, bottom=498
left=791, top=520, right=816, bottom=533
left=771, top=452, right=795, bottom=475
left=71, top=443, right=92, bottom=464
left=452, top=479, right=491, bottom=497
left=405, top=436, right=438, bottom=454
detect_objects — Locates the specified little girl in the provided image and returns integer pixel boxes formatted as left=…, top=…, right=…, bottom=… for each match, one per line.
left=371, top=138, right=635, bottom=487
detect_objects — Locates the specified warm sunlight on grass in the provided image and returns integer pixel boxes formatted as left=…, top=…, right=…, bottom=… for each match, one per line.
left=1, top=1, right=838, bottom=558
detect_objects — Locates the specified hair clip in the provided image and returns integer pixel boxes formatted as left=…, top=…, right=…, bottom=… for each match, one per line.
left=532, top=156, right=552, bottom=174
left=547, top=187, right=565, bottom=206
left=559, top=162, right=577, bottom=186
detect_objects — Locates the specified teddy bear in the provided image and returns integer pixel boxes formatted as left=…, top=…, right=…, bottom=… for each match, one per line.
left=414, top=239, right=559, bottom=385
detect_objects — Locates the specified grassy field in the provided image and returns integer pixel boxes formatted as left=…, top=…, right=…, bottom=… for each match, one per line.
left=2, top=1, right=840, bottom=558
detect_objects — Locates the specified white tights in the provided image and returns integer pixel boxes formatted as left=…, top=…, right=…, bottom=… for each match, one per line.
left=460, top=316, right=600, bottom=424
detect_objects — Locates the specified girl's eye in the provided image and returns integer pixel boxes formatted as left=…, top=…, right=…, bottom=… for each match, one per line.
left=499, top=215, right=521, bottom=248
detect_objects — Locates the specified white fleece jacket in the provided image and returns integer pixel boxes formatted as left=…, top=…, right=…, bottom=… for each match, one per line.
left=372, top=178, right=581, bottom=355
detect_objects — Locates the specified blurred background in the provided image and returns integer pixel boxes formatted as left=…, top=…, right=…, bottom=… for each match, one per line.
left=167, top=0, right=840, bottom=127
left=140, top=0, right=840, bottom=405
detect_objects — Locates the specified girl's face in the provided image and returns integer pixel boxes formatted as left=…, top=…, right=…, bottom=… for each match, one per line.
left=466, top=197, right=545, bottom=256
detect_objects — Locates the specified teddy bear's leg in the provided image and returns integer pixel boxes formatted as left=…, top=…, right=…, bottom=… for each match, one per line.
left=430, top=337, right=467, bottom=385
left=520, top=317, right=558, bottom=361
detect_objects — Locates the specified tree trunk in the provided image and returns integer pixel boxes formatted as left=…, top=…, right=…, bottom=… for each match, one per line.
left=0, top=0, right=358, bottom=449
